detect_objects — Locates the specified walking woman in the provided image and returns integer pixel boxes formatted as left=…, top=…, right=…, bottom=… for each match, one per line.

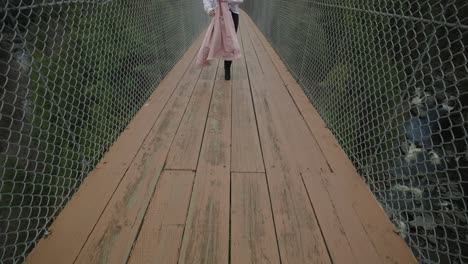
left=203, top=0, right=243, bottom=80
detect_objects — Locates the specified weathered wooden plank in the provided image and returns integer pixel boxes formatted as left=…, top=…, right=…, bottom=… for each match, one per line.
left=232, top=29, right=248, bottom=80
left=199, top=59, right=220, bottom=81
left=243, top=21, right=330, bottom=174
left=25, top=35, right=204, bottom=264
left=241, top=20, right=331, bottom=264
left=243, top=19, right=380, bottom=264
left=73, top=57, right=202, bottom=264
left=127, top=170, right=194, bottom=264
left=231, top=78, right=264, bottom=173
left=318, top=171, right=381, bottom=263
left=231, top=27, right=264, bottom=173
left=353, top=192, right=417, bottom=263
left=231, top=173, right=280, bottom=264
left=244, top=14, right=416, bottom=263
left=301, top=170, right=375, bottom=264
left=165, top=60, right=219, bottom=171
left=178, top=72, right=232, bottom=264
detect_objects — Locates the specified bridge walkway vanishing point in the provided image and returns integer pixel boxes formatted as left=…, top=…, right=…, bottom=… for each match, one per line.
left=26, top=13, right=416, bottom=264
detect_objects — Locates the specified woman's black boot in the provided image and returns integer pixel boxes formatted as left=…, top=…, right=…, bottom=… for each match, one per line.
left=225, top=61, right=231, bottom=80
left=225, top=68, right=231, bottom=80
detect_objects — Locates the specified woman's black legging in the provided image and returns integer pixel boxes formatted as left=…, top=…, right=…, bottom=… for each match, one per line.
left=225, top=11, right=239, bottom=69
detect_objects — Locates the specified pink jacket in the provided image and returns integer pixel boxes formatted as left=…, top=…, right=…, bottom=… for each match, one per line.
left=196, top=0, right=241, bottom=67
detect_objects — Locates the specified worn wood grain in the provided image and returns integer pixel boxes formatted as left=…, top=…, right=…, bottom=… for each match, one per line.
left=25, top=35, right=203, bottom=264
left=127, top=170, right=194, bottom=264
left=178, top=68, right=232, bottom=264
left=74, top=57, right=201, bottom=264
left=301, top=170, right=380, bottom=263
left=244, top=14, right=416, bottom=263
left=243, top=20, right=330, bottom=174
left=231, top=173, right=280, bottom=264
left=231, top=27, right=264, bottom=173
left=242, top=20, right=331, bottom=264
left=244, top=18, right=379, bottom=264
left=165, top=60, right=219, bottom=170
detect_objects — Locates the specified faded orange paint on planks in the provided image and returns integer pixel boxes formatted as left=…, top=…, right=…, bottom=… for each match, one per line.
left=243, top=14, right=416, bottom=263
left=231, top=27, right=264, bottom=173
left=127, top=170, right=194, bottom=264
left=25, top=35, right=203, bottom=264
left=178, top=68, right=232, bottom=263
left=243, top=18, right=379, bottom=263
left=301, top=170, right=375, bottom=264
left=241, top=20, right=331, bottom=264
left=74, top=58, right=201, bottom=264
left=243, top=21, right=330, bottom=174
left=231, top=173, right=280, bottom=264
left=165, top=60, right=219, bottom=170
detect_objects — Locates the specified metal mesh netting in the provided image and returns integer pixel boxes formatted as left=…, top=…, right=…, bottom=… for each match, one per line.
left=0, top=0, right=208, bottom=262
left=243, top=1, right=468, bottom=263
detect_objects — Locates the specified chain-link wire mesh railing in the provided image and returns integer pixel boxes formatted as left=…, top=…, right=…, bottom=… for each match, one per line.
left=243, top=1, right=468, bottom=263
left=0, top=1, right=208, bottom=262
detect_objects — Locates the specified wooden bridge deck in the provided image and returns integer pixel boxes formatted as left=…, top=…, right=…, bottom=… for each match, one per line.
left=27, top=14, right=416, bottom=264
